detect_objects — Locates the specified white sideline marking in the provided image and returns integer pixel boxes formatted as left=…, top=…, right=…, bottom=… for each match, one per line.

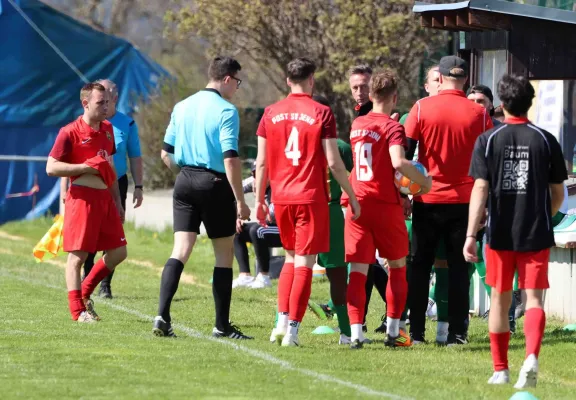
left=1, top=271, right=412, bottom=400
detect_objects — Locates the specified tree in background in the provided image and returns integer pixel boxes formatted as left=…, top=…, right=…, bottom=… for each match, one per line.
left=165, top=0, right=448, bottom=135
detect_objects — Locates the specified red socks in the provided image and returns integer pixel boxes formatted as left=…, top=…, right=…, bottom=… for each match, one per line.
left=524, top=307, right=546, bottom=358
left=288, top=266, right=313, bottom=322
left=277, top=262, right=294, bottom=314
left=81, top=258, right=112, bottom=299
left=386, top=266, right=407, bottom=319
left=490, top=331, right=511, bottom=371
left=68, top=290, right=85, bottom=320
left=347, top=272, right=367, bottom=325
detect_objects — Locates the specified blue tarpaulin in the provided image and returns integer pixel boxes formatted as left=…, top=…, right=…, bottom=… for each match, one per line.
left=0, top=0, right=168, bottom=224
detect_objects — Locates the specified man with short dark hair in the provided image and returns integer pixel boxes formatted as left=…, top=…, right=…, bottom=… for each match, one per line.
left=465, top=74, right=567, bottom=388
left=349, top=65, right=373, bottom=117
left=467, top=85, right=501, bottom=127
left=404, top=55, right=493, bottom=345
left=153, top=56, right=253, bottom=339
left=257, top=57, right=361, bottom=347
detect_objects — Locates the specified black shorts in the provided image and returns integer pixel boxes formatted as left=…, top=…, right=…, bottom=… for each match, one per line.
left=118, top=174, right=128, bottom=211
left=173, top=166, right=236, bottom=238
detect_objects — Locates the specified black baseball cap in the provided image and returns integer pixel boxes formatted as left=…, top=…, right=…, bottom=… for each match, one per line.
left=438, top=56, right=468, bottom=78
left=467, top=84, right=494, bottom=104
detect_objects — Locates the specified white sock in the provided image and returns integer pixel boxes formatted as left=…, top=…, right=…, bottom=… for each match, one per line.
left=277, top=313, right=288, bottom=330
left=387, top=317, right=400, bottom=337
left=437, top=321, right=449, bottom=334
left=288, top=320, right=300, bottom=336
left=399, top=320, right=407, bottom=331
left=351, top=323, right=363, bottom=341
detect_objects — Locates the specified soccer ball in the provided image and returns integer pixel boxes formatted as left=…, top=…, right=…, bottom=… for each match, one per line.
left=394, top=161, right=428, bottom=195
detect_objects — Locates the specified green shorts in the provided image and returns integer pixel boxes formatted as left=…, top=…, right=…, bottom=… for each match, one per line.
left=317, top=203, right=345, bottom=268
left=405, top=219, right=446, bottom=259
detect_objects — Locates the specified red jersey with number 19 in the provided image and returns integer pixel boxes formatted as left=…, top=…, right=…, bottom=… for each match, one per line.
left=256, top=93, right=337, bottom=205
left=348, top=112, right=406, bottom=205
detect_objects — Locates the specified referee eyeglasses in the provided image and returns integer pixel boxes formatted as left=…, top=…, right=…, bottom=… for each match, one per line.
left=229, top=76, right=242, bottom=89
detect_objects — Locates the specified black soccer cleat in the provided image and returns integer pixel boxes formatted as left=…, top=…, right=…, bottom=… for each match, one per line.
left=98, top=284, right=113, bottom=299
left=447, top=333, right=468, bottom=346
left=350, top=339, right=364, bottom=350
left=212, top=323, right=254, bottom=340
left=152, top=316, right=176, bottom=338
left=374, top=315, right=387, bottom=334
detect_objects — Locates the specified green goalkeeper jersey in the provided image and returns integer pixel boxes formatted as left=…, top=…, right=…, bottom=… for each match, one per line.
left=328, top=139, right=353, bottom=204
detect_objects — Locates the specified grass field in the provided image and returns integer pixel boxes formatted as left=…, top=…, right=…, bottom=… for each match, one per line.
left=1, top=218, right=575, bottom=400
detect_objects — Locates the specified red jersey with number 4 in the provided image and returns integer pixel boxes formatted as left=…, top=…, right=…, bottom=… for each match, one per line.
left=256, top=93, right=337, bottom=205
left=348, top=112, right=406, bottom=205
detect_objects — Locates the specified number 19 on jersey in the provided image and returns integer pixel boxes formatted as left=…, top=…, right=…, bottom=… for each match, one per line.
left=355, top=142, right=373, bottom=181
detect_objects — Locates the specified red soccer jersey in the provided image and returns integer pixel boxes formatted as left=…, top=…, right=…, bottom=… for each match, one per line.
left=256, top=93, right=337, bottom=205
left=404, top=90, right=493, bottom=203
left=348, top=112, right=406, bottom=205
left=49, top=116, right=116, bottom=183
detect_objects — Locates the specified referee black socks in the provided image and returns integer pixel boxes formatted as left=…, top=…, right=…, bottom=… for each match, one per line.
left=213, top=267, right=233, bottom=332
left=158, top=258, right=184, bottom=323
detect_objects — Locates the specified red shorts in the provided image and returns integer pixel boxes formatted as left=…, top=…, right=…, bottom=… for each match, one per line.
left=345, top=201, right=408, bottom=263
left=274, top=203, right=329, bottom=255
left=63, top=185, right=126, bottom=253
left=485, top=244, right=550, bottom=292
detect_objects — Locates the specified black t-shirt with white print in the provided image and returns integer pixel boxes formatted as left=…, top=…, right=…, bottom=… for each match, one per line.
left=469, top=117, right=568, bottom=252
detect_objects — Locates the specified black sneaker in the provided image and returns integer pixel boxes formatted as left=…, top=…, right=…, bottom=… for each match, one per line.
left=410, top=332, right=426, bottom=345
left=152, top=316, right=176, bottom=337
left=447, top=333, right=468, bottom=346
left=350, top=339, right=363, bottom=350
left=212, top=323, right=254, bottom=340
left=374, top=315, right=387, bottom=334
left=98, top=285, right=113, bottom=299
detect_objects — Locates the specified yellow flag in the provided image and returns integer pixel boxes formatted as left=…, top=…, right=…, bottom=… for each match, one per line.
left=33, top=214, right=64, bottom=263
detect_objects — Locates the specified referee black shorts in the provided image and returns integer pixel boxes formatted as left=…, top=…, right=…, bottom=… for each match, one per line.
left=173, top=166, right=236, bottom=239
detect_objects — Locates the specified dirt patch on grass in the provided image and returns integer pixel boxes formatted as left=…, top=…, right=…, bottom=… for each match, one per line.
left=127, top=259, right=208, bottom=288
left=0, top=231, right=27, bottom=242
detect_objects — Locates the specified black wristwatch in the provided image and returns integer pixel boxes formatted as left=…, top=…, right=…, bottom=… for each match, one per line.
left=400, top=193, right=408, bottom=199
left=135, top=185, right=143, bottom=190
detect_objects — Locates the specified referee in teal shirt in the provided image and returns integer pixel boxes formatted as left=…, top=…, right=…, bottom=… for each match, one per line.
left=80, top=79, right=144, bottom=298
left=152, top=57, right=253, bottom=340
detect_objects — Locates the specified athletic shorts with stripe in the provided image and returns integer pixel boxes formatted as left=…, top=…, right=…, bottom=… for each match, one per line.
left=172, top=166, right=236, bottom=239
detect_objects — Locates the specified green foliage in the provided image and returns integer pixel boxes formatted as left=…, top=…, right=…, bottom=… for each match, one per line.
left=165, top=0, right=448, bottom=136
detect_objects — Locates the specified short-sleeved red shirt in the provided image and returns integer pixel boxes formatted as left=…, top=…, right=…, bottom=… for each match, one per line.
left=49, top=116, right=116, bottom=183
left=256, top=93, right=337, bottom=205
left=404, top=90, right=493, bottom=203
left=347, top=112, right=406, bottom=205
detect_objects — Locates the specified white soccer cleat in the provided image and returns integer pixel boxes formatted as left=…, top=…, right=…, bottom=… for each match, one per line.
left=250, top=274, right=272, bottom=289
left=77, top=311, right=98, bottom=323
left=232, top=275, right=255, bottom=289
left=488, top=370, right=510, bottom=384
left=269, top=326, right=287, bottom=344
left=514, top=354, right=538, bottom=389
left=339, top=334, right=351, bottom=345
left=281, top=332, right=299, bottom=347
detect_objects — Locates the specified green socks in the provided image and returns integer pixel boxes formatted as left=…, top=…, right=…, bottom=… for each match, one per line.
left=434, top=268, right=449, bottom=322
left=333, top=304, right=351, bottom=337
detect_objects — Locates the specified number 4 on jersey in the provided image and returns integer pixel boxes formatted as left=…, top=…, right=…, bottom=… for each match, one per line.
left=285, top=127, right=302, bottom=166
left=355, top=142, right=373, bottom=181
